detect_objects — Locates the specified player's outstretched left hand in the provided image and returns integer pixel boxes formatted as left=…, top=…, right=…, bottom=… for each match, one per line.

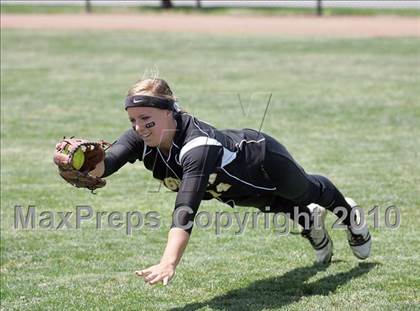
left=135, top=262, right=175, bottom=286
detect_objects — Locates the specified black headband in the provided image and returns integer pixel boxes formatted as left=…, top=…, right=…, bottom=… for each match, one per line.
left=124, top=95, right=177, bottom=111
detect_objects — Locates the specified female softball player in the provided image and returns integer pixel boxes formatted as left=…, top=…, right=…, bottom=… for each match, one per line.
left=90, top=78, right=371, bottom=286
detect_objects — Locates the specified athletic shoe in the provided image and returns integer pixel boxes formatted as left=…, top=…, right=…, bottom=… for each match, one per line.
left=345, top=198, right=371, bottom=260
left=301, top=204, right=333, bottom=264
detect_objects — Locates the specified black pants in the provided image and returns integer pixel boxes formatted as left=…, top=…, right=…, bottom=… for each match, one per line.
left=259, top=133, right=353, bottom=228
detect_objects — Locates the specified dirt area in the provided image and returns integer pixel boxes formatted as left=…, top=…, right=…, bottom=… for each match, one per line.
left=1, top=13, right=419, bottom=37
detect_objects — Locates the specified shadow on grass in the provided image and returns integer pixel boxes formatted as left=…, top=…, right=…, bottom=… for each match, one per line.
left=171, top=262, right=379, bottom=311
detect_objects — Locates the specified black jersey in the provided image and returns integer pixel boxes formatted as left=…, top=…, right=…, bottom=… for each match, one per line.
left=104, top=112, right=277, bottom=233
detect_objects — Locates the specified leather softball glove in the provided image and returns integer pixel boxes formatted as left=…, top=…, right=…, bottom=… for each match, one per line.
left=53, top=138, right=108, bottom=191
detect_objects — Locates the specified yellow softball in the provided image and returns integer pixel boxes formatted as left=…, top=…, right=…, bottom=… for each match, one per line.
left=72, top=148, right=85, bottom=170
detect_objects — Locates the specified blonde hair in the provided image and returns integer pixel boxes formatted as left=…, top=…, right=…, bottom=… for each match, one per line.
left=127, top=78, right=176, bottom=101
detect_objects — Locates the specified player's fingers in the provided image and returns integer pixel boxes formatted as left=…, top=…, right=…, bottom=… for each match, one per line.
left=148, top=274, right=163, bottom=285
left=144, top=273, right=158, bottom=282
left=163, top=276, right=169, bottom=286
left=135, top=269, right=151, bottom=277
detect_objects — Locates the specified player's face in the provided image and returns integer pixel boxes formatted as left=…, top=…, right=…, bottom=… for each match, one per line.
left=127, top=106, right=176, bottom=149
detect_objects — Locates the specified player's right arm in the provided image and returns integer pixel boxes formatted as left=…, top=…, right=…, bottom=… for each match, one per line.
left=90, top=128, right=144, bottom=178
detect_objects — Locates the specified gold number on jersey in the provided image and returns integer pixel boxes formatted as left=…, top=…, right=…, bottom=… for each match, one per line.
left=163, top=177, right=181, bottom=191
left=207, top=173, right=231, bottom=198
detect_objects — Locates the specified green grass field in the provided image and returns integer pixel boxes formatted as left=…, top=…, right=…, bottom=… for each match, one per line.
left=1, top=28, right=420, bottom=310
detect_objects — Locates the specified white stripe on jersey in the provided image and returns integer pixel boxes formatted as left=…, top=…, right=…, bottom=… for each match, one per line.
left=221, top=168, right=277, bottom=191
left=179, top=136, right=237, bottom=167
left=142, top=143, right=147, bottom=158
left=142, top=143, right=153, bottom=159
left=236, top=138, right=265, bottom=149
left=157, top=148, right=181, bottom=180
